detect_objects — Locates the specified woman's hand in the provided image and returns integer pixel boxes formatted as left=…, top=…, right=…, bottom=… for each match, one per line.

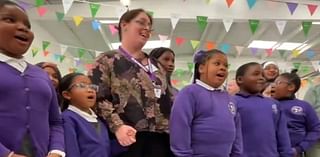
left=115, top=125, right=137, bottom=146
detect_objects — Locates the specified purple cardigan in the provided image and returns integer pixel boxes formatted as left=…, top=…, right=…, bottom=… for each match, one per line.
left=0, top=62, right=64, bottom=157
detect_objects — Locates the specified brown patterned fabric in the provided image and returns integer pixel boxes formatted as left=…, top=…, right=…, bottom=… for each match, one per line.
left=89, top=50, right=173, bottom=133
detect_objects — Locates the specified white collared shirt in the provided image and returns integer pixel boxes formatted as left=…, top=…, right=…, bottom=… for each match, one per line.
left=68, top=105, right=98, bottom=123
left=195, top=79, right=224, bottom=91
left=0, top=51, right=27, bottom=72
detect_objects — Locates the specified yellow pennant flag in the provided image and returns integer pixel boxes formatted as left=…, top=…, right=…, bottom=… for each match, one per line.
left=292, top=50, right=300, bottom=58
left=190, top=40, right=200, bottom=50
left=73, top=16, right=84, bottom=26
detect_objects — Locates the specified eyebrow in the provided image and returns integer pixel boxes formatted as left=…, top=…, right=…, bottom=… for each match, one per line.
left=0, top=12, right=31, bottom=28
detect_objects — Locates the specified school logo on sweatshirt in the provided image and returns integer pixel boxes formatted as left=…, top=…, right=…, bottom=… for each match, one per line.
left=228, top=102, right=236, bottom=115
left=272, top=104, right=278, bottom=114
left=291, top=106, right=304, bottom=115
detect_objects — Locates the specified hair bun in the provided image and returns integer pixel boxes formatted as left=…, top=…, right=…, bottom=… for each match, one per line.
left=291, top=69, right=298, bottom=74
left=193, top=50, right=206, bottom=63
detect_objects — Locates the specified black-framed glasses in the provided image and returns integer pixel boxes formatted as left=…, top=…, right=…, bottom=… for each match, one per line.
left=133, top=20, right=154, bottom=32
left=68, top=83, right=99, bottom=92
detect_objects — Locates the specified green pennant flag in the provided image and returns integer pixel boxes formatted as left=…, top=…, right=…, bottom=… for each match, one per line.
left=190, top=40, right=200, bottom=50
left=249, top=19, right=260, bottom=34
left=175, top=69, right=184, bottom=77
left=301, top=66, right=310, bottom=73
left=89, top=3, right=101, bottom=18
left=197, top=16, right=208, bottom=32
left=78, top=48, right=86, bottom=58
left=56, top=12, right=65, bottom=21
left=279, top=50, right=286, bottom=58
left=42, top=41, right=50, bottom=51
left=60, top=55, right=66, bottom=63
left=187, top=62, right=194, bottom=71
left=146, top=11, right=154, bottom=17
left=32, top=48, right=39, bottom=57
left=35, top=0, right=44, bottom=7
left=302, top=21, right=312, bottom=37
left=293, top=62, right=301, bottom=69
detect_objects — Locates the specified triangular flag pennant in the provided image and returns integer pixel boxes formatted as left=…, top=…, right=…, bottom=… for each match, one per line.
left=146, top=11, right=154, bottom=17
left=196, top=16, right=208, bottom=32
left=307, top=4, right=318, bottom=16
left=175, top=37, right=185, bottom=46
left=78, top=48, right=85, bottom=58
left=17, top=0, right=33, bottom=10
left=302, top=21, right=312, bottom=37
left=306, top=50, right=315, bottom=60
left=311, top=61, right=319, bottom=70
left=89, top=3, right=101, bottom=18
left=56, top=12, right=65, bottom=21
left=108, top=25, right=118, bottom=36
left=37, top=6, right=48, bottom=17
left=247, top=0, right=257, bottom=9
left=31, top=47, right=39, bottom=57
left=73, top=58, right=81, bottom=66
left=43, top=51, right=50, bottom=57
left=286, top=2, right=298, bottom=15
left=62, top=0, right=74, bottom=14
left=91, top=20, right=101, bottom=31
left=42, top=41, right=50, bottom=51
left=266, top=49, right=273, bottom=57
left=226, top=0, right=234, bottom=8
left=60, top=55, right=66, bottom=63
left=158, top=34, right=168, bottom=42
left=35, top=0, right=44, bottom=7
left=171, top=79, right=179, bottom=86
left=222, top=19, right=233, bottom=32
left=275, top=21, right=287, bottom=35
left=175, top=69, right=184, bottom=77
left=60, top=44, right=68, bottom=55
left=292, top=50, right=301, bottom=58
left=301, top=79, right=308, bottom=87
left=279, top=50, right=286, bottom=58
left=250, top=48, right=258, bottom=56
left=235, top=46, right=244, bottom=56
left=190, top=40, right=200, bottom=50
left=301, top=66, right=310, bottom=73
left=205, top=0, right=213, bottom=5
left=85, top=64, right=94, bottom=71
left=53, top=54, right=60, bottom=62
left=249, top=20, right=260, bottom=34
left=292, top=62, right=301, bottom=69
left=170, top=13, right=180, bottom=30
left=219, top=43, right=231, bottom=53
left=187, top=62, right=194, bottom=71
left=73, top=16, right=84, bottom=26
left=206, top=41, right=216, bottom=50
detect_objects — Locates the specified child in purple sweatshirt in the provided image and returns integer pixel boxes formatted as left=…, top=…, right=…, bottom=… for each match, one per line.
left=170, top=49, right=242, bottom=157
left=272, top=70, right=320, bottom=157
left=234, top=62, right=293, bottom=157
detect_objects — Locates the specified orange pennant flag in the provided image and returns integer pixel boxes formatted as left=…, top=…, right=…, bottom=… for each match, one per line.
left=43, top=51, right=50, bottom=57
left=226, top=0, right=234, bottom=8
left=206, top=41, right=216, bottom=50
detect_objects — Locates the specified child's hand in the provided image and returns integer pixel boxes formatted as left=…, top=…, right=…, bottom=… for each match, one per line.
left=47, top=153, right=61, bottom=157
left=115, top=125, right=137, bottom=146
left=10, top=154, right=27, bottom=157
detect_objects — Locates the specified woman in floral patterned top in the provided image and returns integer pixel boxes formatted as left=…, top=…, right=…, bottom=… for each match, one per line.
left=89, top=9, right=173, bottom=157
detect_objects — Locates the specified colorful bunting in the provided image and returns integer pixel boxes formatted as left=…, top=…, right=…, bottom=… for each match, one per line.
left=42, top=41, right=50, bottom=51
left=219, top=43, right=231, bottom=53
left=187, top=62, right=194, bottom=71
left=306, top=50, right=315, bottom=60
left=205, top=0, right=213, bottom=5
left=170, top=13, right=180, bottom=30
left=31, top=47, right=39, bottom=57
left=307, top=4, right=318, bottom=16
left=78, top=48, right=86, bottom=58
left=249, top=20, right=260, bottom=34
left=53, top=54, right=60, bottom=62
left=292, top=50, right=300, bottom=58
left=235, top=46, right=244, bottom=56
left=108, top=25, right=118, bottom=36
left=196, top=16, right=208, bottom=32
left=73, top=16, right=84, bottom=26
left=89, top=3, right=101, bottom=18
left=85, top=64, right=94, bottom=71
left=171, top=79, right=179, bottom=86
left=35, top=0, right=44, bottom=7
left=37, top=7, right=48, bottom=17
left=247, top=0, right=257, bottom=9
left=222, top=19, right=233, bottom=32
left=175, top=37, right=185, bottom=46
left=279, top=50, right=286, bottom=58
left=16, top=0, right=33, bottom=10
left=301, top=79, right=308, bottom=88
left=301, top=66, right=310, bottom=73
left=74, top=58, right=81, bottom=66
left=266, top=49, right=273, bottom=57
left=275, top=21, right=287, bottom=35
left=206, top=41, right=215, bottom=50
left=146, top=11, right=154, bottom=17
left=190, top=40, right=200, bottom=50
left=91, top=20, right=101, bottom=31
left=302, top=21, right=312, bottom=37
left=62, top=0, right=74, bottom=14
left=43, top=51, right=50, bottom=57
left=56, top=12, right=65, bottom=21
left=226, top=0, right=234, bottom=8
left=60, top=55, right=66, bottom=63
left=286, top=2, right=298, bottom=15
left=175, top=69, right=184, bottom=77
left=250, top=48, right=258, bottom=56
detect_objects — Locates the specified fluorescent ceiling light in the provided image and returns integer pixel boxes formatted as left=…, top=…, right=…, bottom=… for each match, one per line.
left=111, top=40, right=171, bottom=50
left=312, top=22, right=320, bottom=25
left=120, top=0, right=131, bottom=6
left=276, top=42, right=307, bottom=51
left=99, top=20, right=119, bottom=24
left=248, top=40, right=277, bottom=49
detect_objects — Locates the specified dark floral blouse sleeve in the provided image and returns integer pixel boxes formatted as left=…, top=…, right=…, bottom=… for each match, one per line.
left=89, top=51, right=173, bottom=133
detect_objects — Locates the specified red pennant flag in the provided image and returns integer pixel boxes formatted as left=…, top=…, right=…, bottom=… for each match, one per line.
left=266, top=49, right=273, bottom=57
left=226, top=0, right=234, bottom=8
left=206, top=41, right=216, bottom=50
left=171, top=79, right=179, bottom=86
left=175, top=37, right=185, bottom=46
left=85, top=64, right=94, bottom=71
left=307, top=4, right=318, bottom=16
left=43, top=51, right=49, bottom=57
left=37, top=6, right=48, bottom=17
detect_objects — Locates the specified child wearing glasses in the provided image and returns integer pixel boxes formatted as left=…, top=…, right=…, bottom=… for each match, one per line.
left=59, top=73, right=112, bottom=157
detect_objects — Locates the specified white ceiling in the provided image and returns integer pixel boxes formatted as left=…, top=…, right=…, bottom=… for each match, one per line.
left=21, top=0, right=320, bottom=71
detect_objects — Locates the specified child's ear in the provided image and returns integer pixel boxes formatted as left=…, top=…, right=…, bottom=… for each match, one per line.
left=236, top=76, right=243, bottom=85
left=62, top=91, right=71, bottom=100
left=199, top=64, right=205, bottom=74
left=287, top=84, right=296, bottom=93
